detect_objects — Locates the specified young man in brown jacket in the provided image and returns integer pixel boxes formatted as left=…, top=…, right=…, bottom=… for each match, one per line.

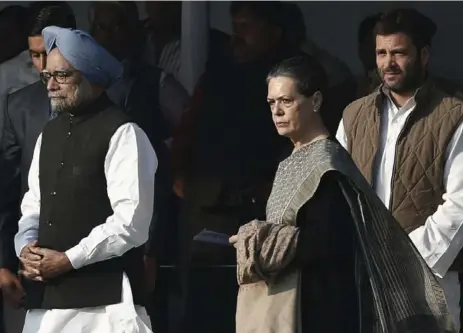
left=336, top=8, right=463, bottom=330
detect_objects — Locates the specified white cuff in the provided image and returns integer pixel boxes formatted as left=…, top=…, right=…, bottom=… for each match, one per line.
left=408, top=226, right=447, bottom=279
left=16, top=242, right=30, bottom=258
left=65, top=244, right=88, bottom=270
left=14, top=235, right=38, bottom=258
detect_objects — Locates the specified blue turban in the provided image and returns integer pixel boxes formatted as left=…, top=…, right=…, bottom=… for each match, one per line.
left=42, top=26, right=123, bottom=87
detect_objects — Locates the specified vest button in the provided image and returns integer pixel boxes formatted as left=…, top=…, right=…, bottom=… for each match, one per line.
left=67, top=132, right=71, bottom=137
left=47, top=221, right=52, bottom=226
left=50, top=191, right=56, bottom=196
left=59, top=162, right=64, bottom=168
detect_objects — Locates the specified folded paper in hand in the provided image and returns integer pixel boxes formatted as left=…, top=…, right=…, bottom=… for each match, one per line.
left=193, top=229, right=231, bottom=246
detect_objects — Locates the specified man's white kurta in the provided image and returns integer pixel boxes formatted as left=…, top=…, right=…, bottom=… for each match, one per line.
left=15, top=122, right=158, bottom=333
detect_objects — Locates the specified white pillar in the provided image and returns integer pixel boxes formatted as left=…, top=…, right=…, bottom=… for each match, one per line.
left=178, top=1, right=209, bottom=95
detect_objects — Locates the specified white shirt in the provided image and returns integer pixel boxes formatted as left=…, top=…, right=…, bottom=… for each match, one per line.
left=369, top=95, right=418, bottom=207
left=336, top=94, right=463, bottom=329
left=0, top=50, right=39, bottom=98
left=14, top=122, right=157, bottom=333
left=159, top=70, right=190, bottom=132
left=144, top=38, right=181, bottom=82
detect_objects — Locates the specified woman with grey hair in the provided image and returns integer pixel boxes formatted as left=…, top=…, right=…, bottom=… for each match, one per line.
left=230, top=55, right=455, bottom=333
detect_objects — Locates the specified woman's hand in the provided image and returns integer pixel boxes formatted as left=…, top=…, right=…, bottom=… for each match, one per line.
left=229, top=235, right=238, bottom=248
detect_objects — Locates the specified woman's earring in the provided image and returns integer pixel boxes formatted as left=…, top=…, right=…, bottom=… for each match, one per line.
left=313, top=108, right=318, bottom=113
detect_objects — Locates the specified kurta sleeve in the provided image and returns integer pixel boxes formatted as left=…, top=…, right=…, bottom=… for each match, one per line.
left=408, top=121, right=463, bottom=278
left=14, top=134, right=42, bottom=257
left=65, top=123, right=157, bottom=269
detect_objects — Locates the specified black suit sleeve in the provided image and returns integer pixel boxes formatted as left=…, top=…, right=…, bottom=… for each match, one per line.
left=0, top=95, right=21, bottom=271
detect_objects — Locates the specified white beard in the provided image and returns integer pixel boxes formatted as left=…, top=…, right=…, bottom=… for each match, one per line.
left=50, top=78, right=94, bottom=114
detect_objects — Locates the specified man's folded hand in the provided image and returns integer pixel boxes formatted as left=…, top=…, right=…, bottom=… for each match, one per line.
left=19, top=241, right=42, bottom=281
left=19, top=242, right=73, bottom=281
left=28, top=247, right=73, bottom=280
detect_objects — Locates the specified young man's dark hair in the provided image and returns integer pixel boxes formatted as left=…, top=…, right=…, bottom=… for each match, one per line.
left=27, top=1, right=76, bottom=36
left=374, top=8, right=437, bottom=50
left=25, top=2, right=76, bottom=73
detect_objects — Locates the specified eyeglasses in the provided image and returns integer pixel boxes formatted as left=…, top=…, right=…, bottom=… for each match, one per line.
left=40, top=70, right=75, bottom=84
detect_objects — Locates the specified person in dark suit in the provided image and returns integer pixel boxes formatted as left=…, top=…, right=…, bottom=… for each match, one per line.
left=0, top=0, right=76, bottom=312
left=0, top=3, right=76, bottom=332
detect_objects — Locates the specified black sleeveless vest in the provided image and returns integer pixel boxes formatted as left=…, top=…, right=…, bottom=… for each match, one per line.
left=26, top=94, right=146, bottom=309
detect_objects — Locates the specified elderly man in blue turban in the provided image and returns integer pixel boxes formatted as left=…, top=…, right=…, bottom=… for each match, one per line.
left=14, top=26, right=157, bottom=333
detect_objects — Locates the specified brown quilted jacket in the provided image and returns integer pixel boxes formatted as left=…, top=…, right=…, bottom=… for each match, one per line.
left=343, top=79, right=463, bottom=270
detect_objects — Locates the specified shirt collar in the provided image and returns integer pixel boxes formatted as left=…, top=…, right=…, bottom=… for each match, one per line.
left=378, top=78, right=434, bottom=109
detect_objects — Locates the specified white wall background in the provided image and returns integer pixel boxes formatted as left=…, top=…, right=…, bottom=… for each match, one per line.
left=1, top=1, right=462, bottom=85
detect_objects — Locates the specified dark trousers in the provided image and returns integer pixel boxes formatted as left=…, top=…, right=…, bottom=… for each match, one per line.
left=174, top=178, right=255, bottom=333
left=148, top=267, right=180, bottom=333
left=148, top=266, right=237, bottom=333
left=181, top=266, right=237, bottom=333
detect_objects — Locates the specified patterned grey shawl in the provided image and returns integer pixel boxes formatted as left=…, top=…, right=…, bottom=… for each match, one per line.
left=235, top=139, right=454, bottom=333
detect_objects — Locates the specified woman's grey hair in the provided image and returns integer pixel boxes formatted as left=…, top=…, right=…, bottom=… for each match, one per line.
left=266, top=55, right=328, bottom=98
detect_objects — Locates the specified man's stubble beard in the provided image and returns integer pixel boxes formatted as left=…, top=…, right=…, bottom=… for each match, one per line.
left=380, top=56, right=425, bottom=94
left=50, top=79, right=94, bottom=115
